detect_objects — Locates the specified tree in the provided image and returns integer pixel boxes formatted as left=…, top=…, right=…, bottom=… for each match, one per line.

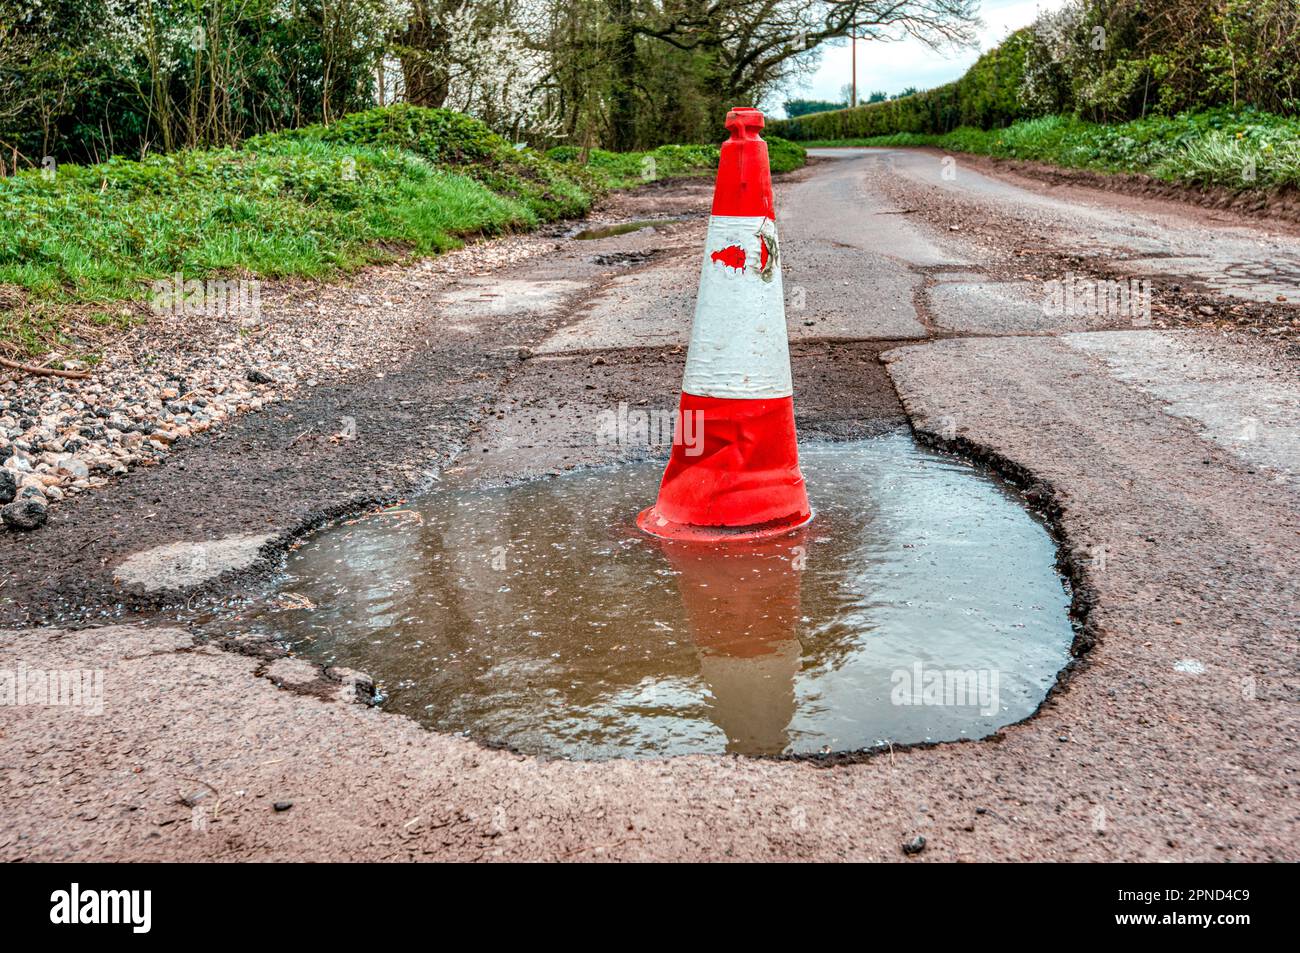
left=546, top=0, right=980, bottom=149
left=632, top=1, right=980, bottom=105
left=400, top=0, right=458, bottom=107
left=395, top=1, right=558, bottom=141
left=784, top=97, right=847, bottom=117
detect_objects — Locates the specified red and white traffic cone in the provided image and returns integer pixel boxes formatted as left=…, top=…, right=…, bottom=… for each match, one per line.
left=637, top=106, right=811, bottom=542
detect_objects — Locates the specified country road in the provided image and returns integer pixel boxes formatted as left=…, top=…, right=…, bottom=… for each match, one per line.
left=2, top=148, right=1297, bottom=861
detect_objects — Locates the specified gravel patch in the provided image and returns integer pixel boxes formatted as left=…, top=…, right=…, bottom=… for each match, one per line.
left=0, top=233, right=556, bottom=534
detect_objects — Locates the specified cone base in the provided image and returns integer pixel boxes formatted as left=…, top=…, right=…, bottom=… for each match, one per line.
left=636, top=505, right=812, bottom=543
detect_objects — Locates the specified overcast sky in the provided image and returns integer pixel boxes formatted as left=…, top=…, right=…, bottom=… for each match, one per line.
left=773, top=0, right=1069, bottom=116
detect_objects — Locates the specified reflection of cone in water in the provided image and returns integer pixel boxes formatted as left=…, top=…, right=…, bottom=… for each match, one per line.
left=658, top=534, right=806, bottom=755
left=697, top=643, right=801, bottom=757
left=637, top=106, right=811, bottom=542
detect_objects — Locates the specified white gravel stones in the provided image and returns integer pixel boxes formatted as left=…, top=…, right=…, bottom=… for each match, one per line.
left=0, top=232, right=553, bottom=529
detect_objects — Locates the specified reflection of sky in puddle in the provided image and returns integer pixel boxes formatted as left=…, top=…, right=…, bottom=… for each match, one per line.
left=572, top=219, right=681, bottom=240
left=237, top=434, right=1075, bottom=759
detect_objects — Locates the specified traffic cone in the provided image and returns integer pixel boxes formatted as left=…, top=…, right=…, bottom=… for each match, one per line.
left=637, top=106, right=811, bottom=541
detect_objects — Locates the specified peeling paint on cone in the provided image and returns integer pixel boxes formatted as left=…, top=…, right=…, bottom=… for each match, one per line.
left=638, top=106, right=811, bottom=541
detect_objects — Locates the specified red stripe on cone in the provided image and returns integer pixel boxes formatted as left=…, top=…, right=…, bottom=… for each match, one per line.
left=710, top=107, right=775, bottom=219
left=636, top=394, right=811, bottom=542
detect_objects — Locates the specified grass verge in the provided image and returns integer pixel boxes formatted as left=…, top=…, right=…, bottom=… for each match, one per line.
left=0, top=105, right=806, bottom=359
left=803, top=109, right=1300, bottom=190
left=1, top=105, right=588, bottom=358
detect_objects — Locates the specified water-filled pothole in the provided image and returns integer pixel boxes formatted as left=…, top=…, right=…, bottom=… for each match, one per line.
left=572, top=219, right=680, bottom=240
left=239, top=435, right=1075, bottom=759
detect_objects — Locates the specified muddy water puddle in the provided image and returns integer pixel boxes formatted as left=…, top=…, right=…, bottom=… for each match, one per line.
left=235, top=435, right=1075, bottom=759
left=572, top=219, right=681, bottom=240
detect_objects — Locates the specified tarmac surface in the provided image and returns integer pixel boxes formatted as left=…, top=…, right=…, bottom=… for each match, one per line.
left=2, top=148, right=1296, bottom=861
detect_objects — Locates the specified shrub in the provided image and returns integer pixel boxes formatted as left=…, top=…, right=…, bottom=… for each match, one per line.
left=545, top=136, right=805, bottom=189
left=252, top=104, right=592, bottom=221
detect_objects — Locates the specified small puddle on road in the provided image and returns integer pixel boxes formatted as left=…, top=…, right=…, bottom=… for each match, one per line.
left=572, top=219, right=681, bottom=240
left=234, top=434, right=1075, bottom=759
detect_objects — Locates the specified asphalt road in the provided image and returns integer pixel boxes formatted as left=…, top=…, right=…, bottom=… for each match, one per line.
left=2, top=148, right=1296, bottom=861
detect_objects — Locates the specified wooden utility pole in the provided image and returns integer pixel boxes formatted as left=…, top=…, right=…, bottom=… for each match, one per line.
left=850, top=31, right=857, bottom=107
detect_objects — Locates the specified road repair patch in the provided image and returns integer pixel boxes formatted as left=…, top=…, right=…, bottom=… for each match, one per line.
left=113, top=532, right=276, bottom=593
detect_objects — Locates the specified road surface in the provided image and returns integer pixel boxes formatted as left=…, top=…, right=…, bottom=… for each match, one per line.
left=2, top=148, right=1296, bottom=861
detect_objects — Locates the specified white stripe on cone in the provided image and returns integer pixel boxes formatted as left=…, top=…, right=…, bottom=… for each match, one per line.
left=681, top=215, right=792, bottom=400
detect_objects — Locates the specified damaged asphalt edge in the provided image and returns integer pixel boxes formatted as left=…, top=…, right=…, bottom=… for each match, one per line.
left=765, top=349, right=1107, bottom=770
left=32, top=324, right=1101, bottom=772
left=77, top=449, right=463, bottom=624
left=241, top=343, right=1097, bottom=770
left=168, top=339, right=1100, bottom=770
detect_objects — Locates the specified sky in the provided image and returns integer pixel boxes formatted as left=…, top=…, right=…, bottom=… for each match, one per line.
left=773, top=0, right=1068, bottom=115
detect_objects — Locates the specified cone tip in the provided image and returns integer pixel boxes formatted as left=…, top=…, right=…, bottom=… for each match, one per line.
left=725, top=107, right=765, bottom=141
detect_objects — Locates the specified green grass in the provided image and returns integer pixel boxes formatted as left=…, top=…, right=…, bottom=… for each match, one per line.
left=803, top=109, right=1300, bottom=190
left=0, top=140, right=539, bottom=355
left=0, top=105, right=806, bottom=357
left=0, top=107, right=582, bottom=357
left=2, top=115, right=574, bottom=307
left=252, top=105, right=596, bottom=221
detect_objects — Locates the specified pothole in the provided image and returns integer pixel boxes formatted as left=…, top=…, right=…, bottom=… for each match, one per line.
left=436, top=278, right=584, bottom=320
left=224, top=434, right=1076, bottom=759
left=592, top=250, right=658, bottom=266
left=572, top=219, right=681, bottom=240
